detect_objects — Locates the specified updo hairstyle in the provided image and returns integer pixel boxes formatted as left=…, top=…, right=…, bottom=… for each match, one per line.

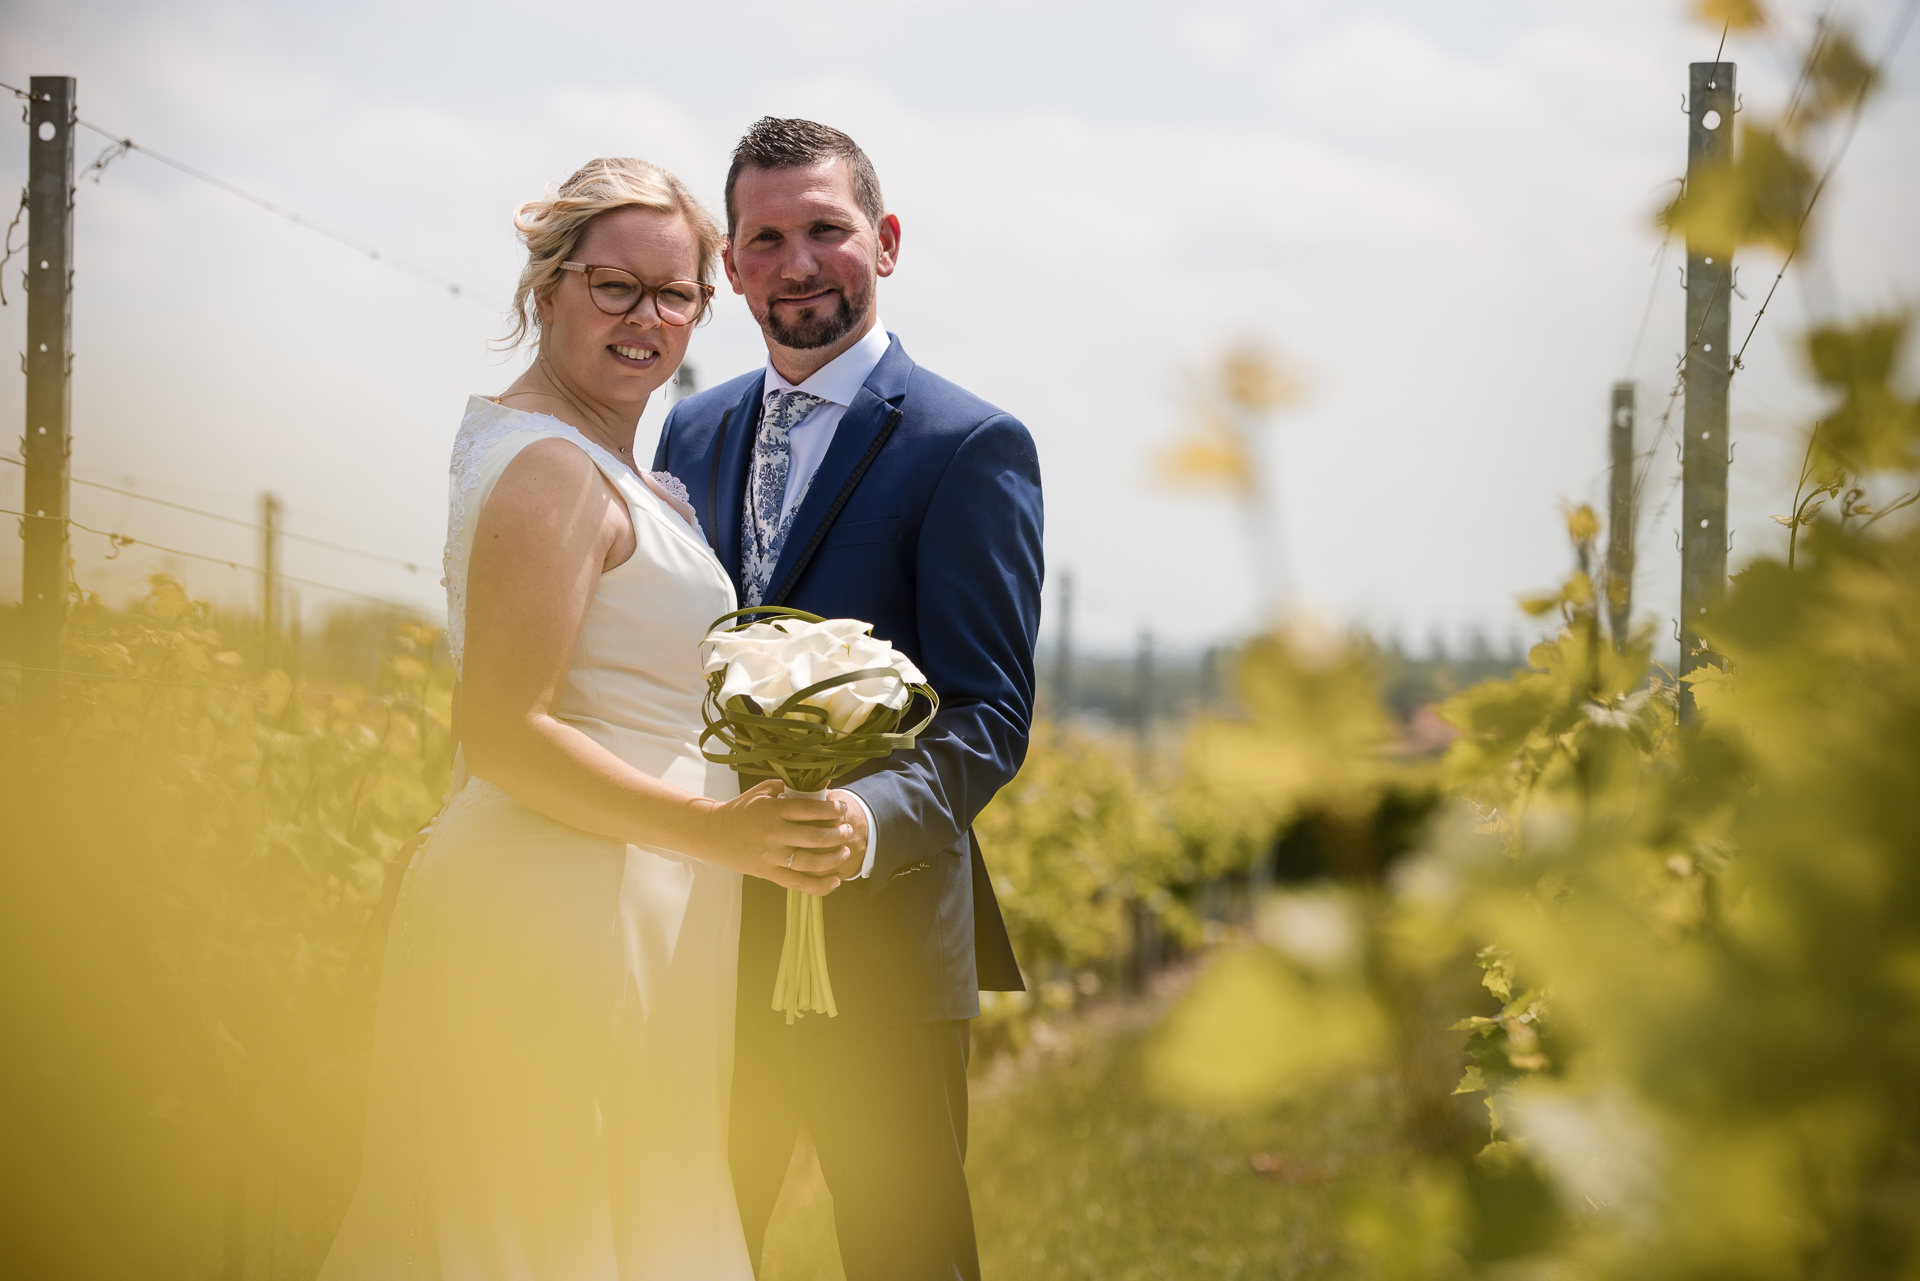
left=503, top=157, right=724, bottom=349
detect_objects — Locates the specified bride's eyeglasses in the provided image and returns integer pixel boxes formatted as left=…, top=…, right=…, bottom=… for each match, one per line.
left=559, top=262, right=714, bottom=326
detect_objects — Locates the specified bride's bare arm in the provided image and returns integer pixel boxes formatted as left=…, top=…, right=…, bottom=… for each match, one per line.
left=459, top=439, right=855, bottom=894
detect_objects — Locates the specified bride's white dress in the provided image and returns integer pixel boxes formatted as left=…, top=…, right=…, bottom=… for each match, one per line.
left=321, top=397, right=752, bottom=1280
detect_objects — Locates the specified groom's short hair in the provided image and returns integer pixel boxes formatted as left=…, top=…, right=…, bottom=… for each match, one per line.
left=725, top=117, right=885, bottom=237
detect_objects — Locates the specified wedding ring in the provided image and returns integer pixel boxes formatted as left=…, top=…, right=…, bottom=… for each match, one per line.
left=785, top=851, right=796, bottom=868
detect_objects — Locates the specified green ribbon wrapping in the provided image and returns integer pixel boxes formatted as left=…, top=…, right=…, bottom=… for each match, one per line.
left=698, top=606, right=938, bottom=1024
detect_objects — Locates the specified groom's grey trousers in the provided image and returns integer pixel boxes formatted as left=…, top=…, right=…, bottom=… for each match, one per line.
left=730, top=1015, right=976, bottom=1281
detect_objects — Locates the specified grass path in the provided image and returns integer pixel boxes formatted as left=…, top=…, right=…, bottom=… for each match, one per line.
left=763, top=983, right=1390, bottom=1280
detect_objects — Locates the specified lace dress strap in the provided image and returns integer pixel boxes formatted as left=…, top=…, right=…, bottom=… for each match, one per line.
left=441, top=396, right=710, bottom=677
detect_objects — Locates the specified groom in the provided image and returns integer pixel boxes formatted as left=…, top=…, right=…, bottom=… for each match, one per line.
left=654, top=117, right=1042, bottom=1280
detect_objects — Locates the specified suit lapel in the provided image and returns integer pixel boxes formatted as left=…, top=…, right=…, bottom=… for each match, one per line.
left=712, top=373, right=765, bottom=595
left=765, top=338, right=912, bottom=607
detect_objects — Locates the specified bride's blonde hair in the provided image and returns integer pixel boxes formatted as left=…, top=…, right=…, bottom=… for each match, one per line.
left=504, top=157, right=723, bottom=349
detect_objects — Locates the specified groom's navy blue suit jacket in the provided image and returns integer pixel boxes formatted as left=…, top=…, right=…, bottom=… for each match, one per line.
left=654, top=335, right=1041, bottom=1025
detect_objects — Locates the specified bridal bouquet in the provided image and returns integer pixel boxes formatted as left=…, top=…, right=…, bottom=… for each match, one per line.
left=699, top=607, right=938, bottom=1023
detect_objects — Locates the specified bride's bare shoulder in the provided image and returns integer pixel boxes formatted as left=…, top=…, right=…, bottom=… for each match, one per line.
left=474, top=439, right=635, bottom=574
left=491, top=436, right=617, bottom=508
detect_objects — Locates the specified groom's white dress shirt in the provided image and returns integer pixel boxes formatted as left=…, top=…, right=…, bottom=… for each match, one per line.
left=760, top=319, right=892, bottom=879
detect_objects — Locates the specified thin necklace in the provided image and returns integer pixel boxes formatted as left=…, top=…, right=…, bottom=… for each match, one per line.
left=503, top=364, right=693, bottom=523
left=515, top=358, right=639, bottom=465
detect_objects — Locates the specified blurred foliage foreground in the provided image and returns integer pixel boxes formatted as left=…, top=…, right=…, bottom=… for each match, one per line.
left=1154, top=299, right=1920, bottom=1276
left=1143, top=8, right=1920, bottom=1273
left=0, top=587, right=452, bottom=1276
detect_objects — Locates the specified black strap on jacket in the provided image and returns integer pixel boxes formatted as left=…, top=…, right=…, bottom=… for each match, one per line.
left=765, top=407, right=903, bottom=608
left=705, top=407, right=732, bottom=557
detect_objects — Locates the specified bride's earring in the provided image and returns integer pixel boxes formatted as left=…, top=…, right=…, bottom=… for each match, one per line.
left=672, top=372, right=680, bottom=386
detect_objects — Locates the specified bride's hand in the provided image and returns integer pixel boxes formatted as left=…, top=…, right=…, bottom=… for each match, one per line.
left=698, top=780, right=855, bottom=896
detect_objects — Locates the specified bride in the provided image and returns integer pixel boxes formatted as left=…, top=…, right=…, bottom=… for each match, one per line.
left=321, top=157, right=858, bottom=1279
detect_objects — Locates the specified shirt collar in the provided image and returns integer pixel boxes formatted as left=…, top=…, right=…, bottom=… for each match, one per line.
left=762, top=319, right=890, bottom=408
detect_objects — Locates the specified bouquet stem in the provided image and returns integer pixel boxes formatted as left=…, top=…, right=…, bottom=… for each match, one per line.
left=772, top=786, right=838, bottom=1024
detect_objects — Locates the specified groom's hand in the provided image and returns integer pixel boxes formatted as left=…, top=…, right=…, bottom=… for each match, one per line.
left=711, top=781, right=855, bottom=894
left=792, top=792, right=868, bottom=892
left=829, top=791, right=869, bottom=882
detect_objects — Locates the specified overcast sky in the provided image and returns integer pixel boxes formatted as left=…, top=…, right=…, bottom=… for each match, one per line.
left=4, top=0, right=1917, bottom=658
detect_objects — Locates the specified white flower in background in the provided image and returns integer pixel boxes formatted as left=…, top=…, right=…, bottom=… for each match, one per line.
left=1583, top=688, right=1652, bottom=730
left=1258, top=890, right=1362, bottom=973
left=1500, top=1083, right=1661, bottom=1227
left=703, top=617, right=926, bottom=734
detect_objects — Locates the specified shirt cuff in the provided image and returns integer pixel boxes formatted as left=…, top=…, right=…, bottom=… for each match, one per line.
left=846, top=791, right=878, bottom=879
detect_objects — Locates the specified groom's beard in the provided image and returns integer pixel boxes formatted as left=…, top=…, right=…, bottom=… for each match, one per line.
left=760, top=274, right=873, bottom=350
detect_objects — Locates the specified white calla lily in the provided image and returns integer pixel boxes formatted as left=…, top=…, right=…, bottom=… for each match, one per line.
left=702, top=616, right=925, bottom=734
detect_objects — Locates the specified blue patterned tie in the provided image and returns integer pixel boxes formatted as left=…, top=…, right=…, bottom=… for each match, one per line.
left=741, top=388, right=828, bottom=607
